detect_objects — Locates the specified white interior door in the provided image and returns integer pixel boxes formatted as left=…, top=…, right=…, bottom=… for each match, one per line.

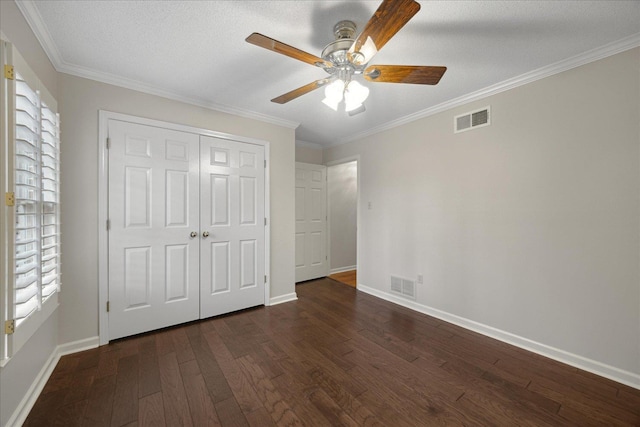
left=200, top=136, right=266, bottom=318
left=295, top=162, right=327, bottom=282
left=108, top=120, right=200, bottom=340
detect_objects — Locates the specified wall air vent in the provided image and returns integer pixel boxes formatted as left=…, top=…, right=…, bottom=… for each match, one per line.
left=391, top=276, right=402, bottom=293
left=391, top=275, right=416, bottom=299
left=454, top=106, right=491, bottom=133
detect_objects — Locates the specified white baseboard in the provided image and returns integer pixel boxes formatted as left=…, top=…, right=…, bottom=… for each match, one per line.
left=5, top=336, right=99, bottom=427
left=357, top=284, right=640, bottom=390
left=329, top=265, right=357, bottom=275
left=269, top=292, right=298, bottom=306
left=58, top=336, right=100, bottom=357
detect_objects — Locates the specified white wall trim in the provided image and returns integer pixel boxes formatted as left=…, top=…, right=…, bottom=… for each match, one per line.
left=98, top=110, right=272, bottom=345
left=329, top=265, right=357, bottom=275
left=332, top=33, right=640, bottom=146
left=57, top=336, right=100, bottom=357
left=3, top=336, right=99, bottom=427
left=15, top=1, right=299, bottom=132
left=357, top=284, right=640, bottom=391
left=269, top=292, right=298, bottom=306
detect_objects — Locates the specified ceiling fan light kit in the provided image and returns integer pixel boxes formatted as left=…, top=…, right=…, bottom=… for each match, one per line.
left=245, top=0, right=447, bottom=114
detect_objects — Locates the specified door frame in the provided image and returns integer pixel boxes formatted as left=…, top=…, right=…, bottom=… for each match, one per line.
left=97, top=110, right=271, bottom=345
left=325, top=155, right=360, bottom=286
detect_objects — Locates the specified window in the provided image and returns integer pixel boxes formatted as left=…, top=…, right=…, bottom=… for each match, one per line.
left=1, top=40, right=61, bottom=362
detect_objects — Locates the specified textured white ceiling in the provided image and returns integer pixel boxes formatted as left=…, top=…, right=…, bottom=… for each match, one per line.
left=18, top=0, right=640, bottom=146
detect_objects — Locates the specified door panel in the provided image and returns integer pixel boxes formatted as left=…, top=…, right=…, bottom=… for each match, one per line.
left=200, top=136, right=265, bottom=318
left=108, top=120, right=200, bottom=340
left=295, top=163, right=328, bottom=282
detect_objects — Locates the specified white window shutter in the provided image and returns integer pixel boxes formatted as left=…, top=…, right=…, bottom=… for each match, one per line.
left=1, top=40, right=61, bottom=360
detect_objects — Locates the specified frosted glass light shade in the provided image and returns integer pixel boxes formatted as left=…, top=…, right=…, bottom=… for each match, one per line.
left=324, top=80, right=344, bottom=103
left=322, top=97, right=340, bottom=111
left=344, top=80, right=369, bottom=112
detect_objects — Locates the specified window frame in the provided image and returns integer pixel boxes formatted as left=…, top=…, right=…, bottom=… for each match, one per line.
left=1, top=39, right=60, bottom=365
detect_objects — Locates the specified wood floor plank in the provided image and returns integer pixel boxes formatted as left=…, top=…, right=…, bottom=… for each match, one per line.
left=308, top=366, right=383, bottom=426
left=307, top=387, right=360, bottom=427
left=63, top=366, right=96, bottom=405
left=23, top=278, right=640, bottom=427
left=111, top=354, right=140, bottom=427
left=214, top=397, right=250, bottom=427
left=138, top=336, right=162, bottom=398
left=179, top=359, right=222, bottom=426
left=158, top=352, right=193, bottom=427
left=187, top=326, right=234, bottom=404
left=236, top=354, right=303, bottom=426
left=171, top=326, right=196, bottom=364
left=328, top=269, right=357, bottom=287
left=204, top=330, right=264, bottom=414
left=82, top=374, right=117, bottom=427
left=138, top=392, right=166, bottom=427
left=244, top=407, right=277, bottom=427
left=52, top=400, right=88, bottom=427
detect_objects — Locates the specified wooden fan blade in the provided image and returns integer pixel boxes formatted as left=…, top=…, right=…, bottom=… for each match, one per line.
left=364, top=65, right=447, bottom=85
left=246, top=33, right=332, bottom=68
left=271, top=79, right=331, bottom=104
left=349, top=0, right=421, bottom=65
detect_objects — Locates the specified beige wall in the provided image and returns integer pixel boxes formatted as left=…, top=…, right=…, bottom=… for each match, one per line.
left=295, top=144, right=323, bottom=164
left=57, top=73, right=296, bottom=344
left=325, top=48, right=640, bottom=377
left=0, top=2, right=61, bottom=426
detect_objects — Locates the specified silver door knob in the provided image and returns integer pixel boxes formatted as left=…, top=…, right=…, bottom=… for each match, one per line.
left=202, top=231, right=210, bottom=238
left=190, top=231, right=197, bottom=238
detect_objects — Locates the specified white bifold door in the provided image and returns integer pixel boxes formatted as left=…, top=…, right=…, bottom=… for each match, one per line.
left=108, top=120, right=265, bottom=340
left=295, top=162, right=327, bottom=282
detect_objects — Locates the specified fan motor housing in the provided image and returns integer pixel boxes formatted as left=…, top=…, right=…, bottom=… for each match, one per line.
left=321, top=20, right=364, bottom=73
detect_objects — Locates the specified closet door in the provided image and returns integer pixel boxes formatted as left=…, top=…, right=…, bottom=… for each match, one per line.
left=200, top=136, right=265, bottom=318
left=108, top=120, right=200, bottom=340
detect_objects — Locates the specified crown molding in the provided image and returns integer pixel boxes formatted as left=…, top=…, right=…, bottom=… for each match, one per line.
left=295, top=140, right=324, bottom=150
left=15, top=0, right=64, bottom=67
left=332, top=32, right=640, bottom=147
left=56, top=61, right=300, bottom=129
left=14, top=0, right=299, bottom=130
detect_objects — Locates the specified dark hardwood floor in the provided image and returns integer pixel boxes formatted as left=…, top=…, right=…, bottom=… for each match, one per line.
left=25, top=278, right=640, bottom=426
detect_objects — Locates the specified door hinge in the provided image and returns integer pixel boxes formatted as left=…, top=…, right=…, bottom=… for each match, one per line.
left=5, top=192, right=15, bottom=207
left=264, top=217, right=267, bottom=226
left=106, top=219, right=111, bottom=230
left=264, top=275, right=267, bottom=283
left=106, top=301, right=110, bottom=312
left=106, top=137, right=111, bottom=149
left=4, top=65, right=15, bottom=80
left=264, top=160, right=267, bottom=168
left=4, top=320, right=15, bottom=335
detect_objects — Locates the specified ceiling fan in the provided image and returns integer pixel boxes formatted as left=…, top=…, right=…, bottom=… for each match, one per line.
left=246, top=0, right=446, bottom=114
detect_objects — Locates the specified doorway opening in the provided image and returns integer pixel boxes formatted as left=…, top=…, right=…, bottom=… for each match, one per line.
left=326, top=158, right=358, bottom=288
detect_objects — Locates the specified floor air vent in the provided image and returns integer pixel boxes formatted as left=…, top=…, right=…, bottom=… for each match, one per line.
left=454, top=106, right=490, bottom=133
left=391, top=275, right=416, bottom=299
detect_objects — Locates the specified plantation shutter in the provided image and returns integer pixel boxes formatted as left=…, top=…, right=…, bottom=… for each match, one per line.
left=14, top=73, right=42, bottom=327
left=1, top=40, right=61, bottom=360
